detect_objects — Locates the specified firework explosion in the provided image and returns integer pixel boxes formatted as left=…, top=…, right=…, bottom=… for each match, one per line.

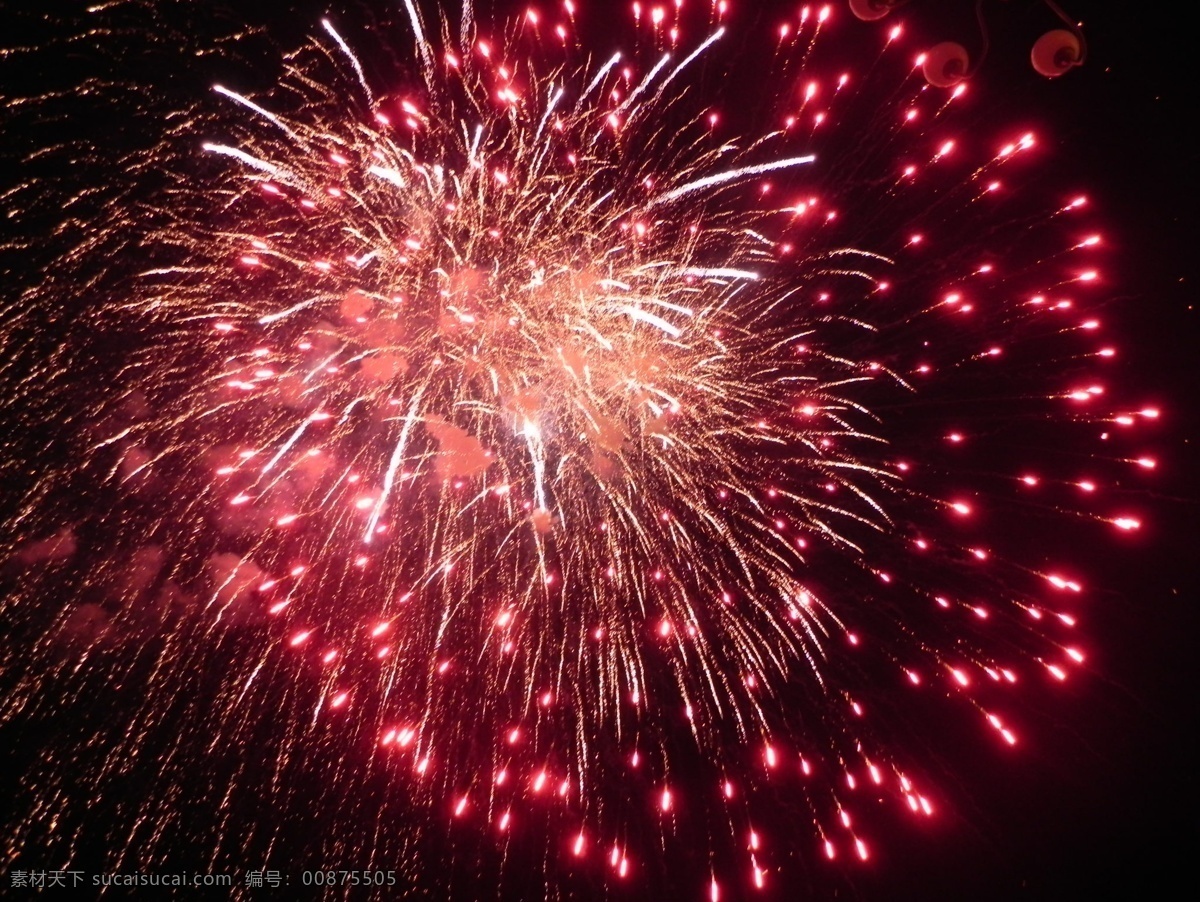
left=1, top=0, right=1158, bottom=897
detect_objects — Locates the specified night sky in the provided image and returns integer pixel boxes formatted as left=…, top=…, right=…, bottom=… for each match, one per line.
left=1, top=1, right=1196, bottom=899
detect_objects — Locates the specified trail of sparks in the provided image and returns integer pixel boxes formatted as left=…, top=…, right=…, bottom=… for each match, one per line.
left=0, top=1, right=1157, bottom=897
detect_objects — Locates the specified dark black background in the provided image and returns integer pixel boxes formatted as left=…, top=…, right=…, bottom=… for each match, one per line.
left=2, top=1, right=1196, bottom=899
